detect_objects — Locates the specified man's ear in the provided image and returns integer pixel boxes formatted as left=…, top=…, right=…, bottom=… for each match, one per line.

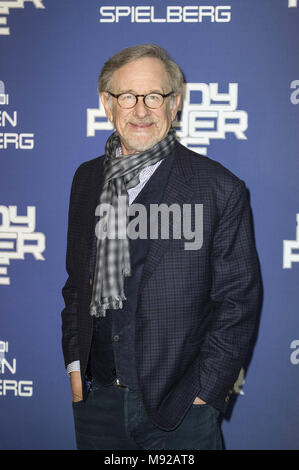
left=100, top=92, right=114, bottom=124
left=170, top=94, right=181, bottom=122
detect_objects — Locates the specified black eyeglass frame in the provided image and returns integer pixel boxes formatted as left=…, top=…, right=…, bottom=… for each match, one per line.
left=107, top=90, right=174, bottom=109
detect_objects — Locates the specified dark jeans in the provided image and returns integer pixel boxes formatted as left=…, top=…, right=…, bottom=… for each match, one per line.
left=72, top=381, right=223, bottom=450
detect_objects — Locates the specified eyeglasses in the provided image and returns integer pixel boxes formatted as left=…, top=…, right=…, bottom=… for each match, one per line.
left=107, top=91, right=174, bottom=109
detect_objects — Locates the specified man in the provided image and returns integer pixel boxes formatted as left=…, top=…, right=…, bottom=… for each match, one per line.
left=61, top=44, right=261, bottom=450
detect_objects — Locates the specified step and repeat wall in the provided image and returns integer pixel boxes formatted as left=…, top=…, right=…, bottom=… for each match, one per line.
left=1, top=0, right=299, bottom=450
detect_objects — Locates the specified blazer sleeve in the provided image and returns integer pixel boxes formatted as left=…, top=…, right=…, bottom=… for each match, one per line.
left=61, top=168, right=81, bottom=368
left=198, top=180, right=262, bottom=409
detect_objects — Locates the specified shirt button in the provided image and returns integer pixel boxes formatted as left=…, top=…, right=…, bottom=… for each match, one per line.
left=113, top=335, right=120, bottom=342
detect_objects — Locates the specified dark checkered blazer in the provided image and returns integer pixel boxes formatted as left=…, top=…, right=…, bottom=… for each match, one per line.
left=61, top=140, right=262, bottom=430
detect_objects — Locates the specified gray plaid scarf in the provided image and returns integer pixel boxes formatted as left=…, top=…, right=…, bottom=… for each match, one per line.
left=89, top=126, right=176, bottom=317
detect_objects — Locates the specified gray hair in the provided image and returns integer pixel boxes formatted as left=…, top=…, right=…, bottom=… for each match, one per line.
left=98, top=44, right=185, bottom=102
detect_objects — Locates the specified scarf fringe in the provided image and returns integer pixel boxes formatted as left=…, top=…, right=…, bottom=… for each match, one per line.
left=90, top=294, right=127, bottom=318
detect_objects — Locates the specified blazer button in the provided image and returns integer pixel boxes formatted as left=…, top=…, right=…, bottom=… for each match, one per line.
left=89, top=279, right=93, bottom=286
left=225, top=395, right=230, bottom=403
left=113, top=335, right=120, bottom=342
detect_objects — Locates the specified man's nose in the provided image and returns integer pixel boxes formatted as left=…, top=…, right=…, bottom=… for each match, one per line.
left=133, top=97, right=150, bottom=118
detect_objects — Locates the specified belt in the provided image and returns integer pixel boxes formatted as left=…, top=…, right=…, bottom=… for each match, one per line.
left=114, top=378, right=127, bottom=389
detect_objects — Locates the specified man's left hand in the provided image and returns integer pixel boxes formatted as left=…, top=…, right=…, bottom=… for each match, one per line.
left=193, top=396, right=206, bottom=405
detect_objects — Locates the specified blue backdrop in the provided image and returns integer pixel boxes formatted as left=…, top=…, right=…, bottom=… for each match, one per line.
left=0, top=0, right=299, bottom=450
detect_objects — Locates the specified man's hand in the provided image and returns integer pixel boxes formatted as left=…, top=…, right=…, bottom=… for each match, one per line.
left=70, top=371, right=83, bottom=402
left=193, top=396, right=207, bottom=405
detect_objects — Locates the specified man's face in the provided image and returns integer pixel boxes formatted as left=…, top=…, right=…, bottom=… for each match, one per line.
left=101, top=57, right=180, bottom=155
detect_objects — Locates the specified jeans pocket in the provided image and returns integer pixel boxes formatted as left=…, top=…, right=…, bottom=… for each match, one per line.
left=72, top=399, right=85, bottom=407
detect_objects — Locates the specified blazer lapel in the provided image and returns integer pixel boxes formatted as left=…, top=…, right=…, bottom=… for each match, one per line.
left=139, top=143, right=195, bottom=290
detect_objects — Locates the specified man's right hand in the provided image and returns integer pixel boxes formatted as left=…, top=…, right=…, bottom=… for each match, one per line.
left=70, top=370, right=83, bottom=402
